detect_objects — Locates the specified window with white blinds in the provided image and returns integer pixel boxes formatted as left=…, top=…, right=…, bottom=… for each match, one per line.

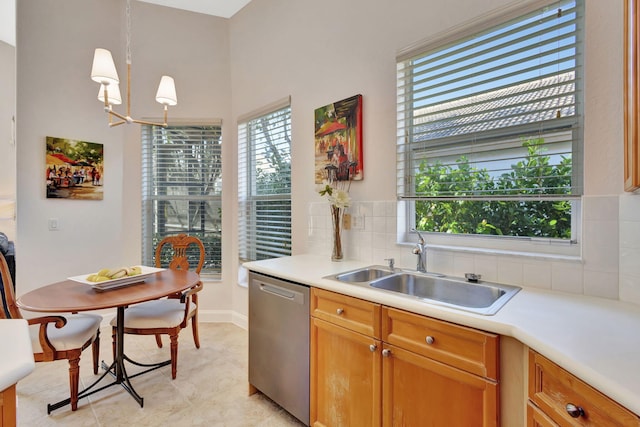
left=141, top=123, right=223, bottom=274
left=397, top=0, right=583, bottom=241
left=238, top=100, right=292, bottom=261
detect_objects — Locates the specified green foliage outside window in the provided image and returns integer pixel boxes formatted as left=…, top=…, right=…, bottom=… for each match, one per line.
left=415, top=138, right=573, bottom=239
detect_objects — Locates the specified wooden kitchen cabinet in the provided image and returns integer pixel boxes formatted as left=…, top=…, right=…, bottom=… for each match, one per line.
left=311, top=287, right=381, bottom=337
left=310, top=288, right=500, bottom=426
left=382, top=307, right=499, bottom=427
left=310, top=317, right=382, bottom=426
left=528, top=350, right=640, bottom=426
left=310, top=288, right=382, bottom=426
left=382, top=343, right=498, bottom=426
left=527, top=402, right=560, bottom=427
left=382, top=306, right=499, bottom=379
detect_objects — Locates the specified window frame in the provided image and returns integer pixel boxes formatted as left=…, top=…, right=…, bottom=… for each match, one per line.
left=141, top=121, right=223, bottom=276
left=396, top=0, right=584, bottom=258
left=237, top=98, right=292, bottom=262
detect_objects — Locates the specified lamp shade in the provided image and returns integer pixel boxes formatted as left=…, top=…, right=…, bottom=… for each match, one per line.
left=91, top=48, right=119, bottom=85
left=155, top=76, right=177, bottom=106
left=98, top=84, right=122, bottom=106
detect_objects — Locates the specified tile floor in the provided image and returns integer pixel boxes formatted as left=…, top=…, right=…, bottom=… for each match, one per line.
left=16, top=323, right=305, bottom=426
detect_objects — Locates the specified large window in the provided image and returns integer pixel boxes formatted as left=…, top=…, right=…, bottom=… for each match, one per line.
left=142, top=123, right=223, bottom=274
left=238, top=99, right=292, bottom=261
left=397, top=0, right=583, bottom=253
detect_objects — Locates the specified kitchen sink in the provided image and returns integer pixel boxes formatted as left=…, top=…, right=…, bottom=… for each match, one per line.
left=332, top=266, right=395, bottom=282
left=325, top=266, right=520, bottom=315
left=369, top=273, right=520, bottom=313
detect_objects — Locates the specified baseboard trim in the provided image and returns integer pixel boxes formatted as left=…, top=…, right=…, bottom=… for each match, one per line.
left=199, top=310, right=248, bottom=330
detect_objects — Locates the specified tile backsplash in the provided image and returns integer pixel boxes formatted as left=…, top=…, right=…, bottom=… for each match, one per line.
left=308, top=195, right=640, bottom=304
left=620, top=194, right=640, bottom=304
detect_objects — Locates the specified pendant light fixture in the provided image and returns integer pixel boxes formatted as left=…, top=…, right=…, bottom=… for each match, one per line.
left=90, top=0, right=177, bottom=127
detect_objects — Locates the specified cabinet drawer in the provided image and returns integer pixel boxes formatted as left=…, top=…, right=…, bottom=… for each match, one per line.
left=382, top=307, right=499, bottom=380
left=528, top=350, right=640, bottom=426
left=311, top=288, right=381, bottom=338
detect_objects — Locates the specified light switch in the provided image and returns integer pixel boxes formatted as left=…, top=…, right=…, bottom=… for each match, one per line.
left=48, top=218, right=59, bottom=231
left=352, top=214, right=365, bottom=230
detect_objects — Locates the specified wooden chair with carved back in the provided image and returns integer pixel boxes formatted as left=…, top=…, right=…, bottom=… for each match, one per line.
left=110, top=234, right=204, bottom=379
left=0, top=252, right=101, bottom=412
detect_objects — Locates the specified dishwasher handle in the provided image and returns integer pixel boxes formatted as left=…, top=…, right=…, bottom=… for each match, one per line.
left=258, top=282, right=306, bottom=305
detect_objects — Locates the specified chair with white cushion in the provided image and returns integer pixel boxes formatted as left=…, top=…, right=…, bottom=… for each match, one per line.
left=111, top=234, right=204, bottom=379
left=0, top=252, right=101, bottom=412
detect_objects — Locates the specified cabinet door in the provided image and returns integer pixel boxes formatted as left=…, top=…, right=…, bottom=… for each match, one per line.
left=382, top=343, right=498, bottom=427
left=527, top=402, right=559, bottom=427
left=310, top=317, right=381, bottom=427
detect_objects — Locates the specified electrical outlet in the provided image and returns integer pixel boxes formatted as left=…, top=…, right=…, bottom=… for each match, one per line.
left=342, top=213, right=351, bottom=230
left=352, top=214, right=365, bottom=230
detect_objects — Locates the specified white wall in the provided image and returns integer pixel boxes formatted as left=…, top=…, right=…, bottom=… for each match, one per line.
left=16, top=1, right=233, bottom=316
left=0, top=41, right=16, bottom=240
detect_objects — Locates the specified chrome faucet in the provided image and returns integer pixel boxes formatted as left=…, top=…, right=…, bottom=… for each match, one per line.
left=412, top=229, right=427, bottom=273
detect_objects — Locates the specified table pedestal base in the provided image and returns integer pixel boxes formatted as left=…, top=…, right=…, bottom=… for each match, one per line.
left=46, top=307, right=171, bottom=414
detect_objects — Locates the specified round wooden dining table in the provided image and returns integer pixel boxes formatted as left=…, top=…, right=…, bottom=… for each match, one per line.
left=17, top=268, right=200, bottom=412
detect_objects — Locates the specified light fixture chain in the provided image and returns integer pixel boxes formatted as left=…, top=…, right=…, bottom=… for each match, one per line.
left=126, top=0, right=131, bottom=65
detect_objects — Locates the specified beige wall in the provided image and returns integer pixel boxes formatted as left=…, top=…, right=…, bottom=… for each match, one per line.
left=0, top=41, right=16, bottom=240
left=228, top=0, right=630, bottom=312
left=11, top=0, right=638, bottom=320
left=15, top=1, right=232, bottom=316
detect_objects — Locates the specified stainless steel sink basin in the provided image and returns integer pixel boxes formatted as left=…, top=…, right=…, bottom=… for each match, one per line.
left=369, top=273, right=520, bottom=315
left=332, top=266, right=395, bottom=282
left=324, top=266, right=520, bottom=315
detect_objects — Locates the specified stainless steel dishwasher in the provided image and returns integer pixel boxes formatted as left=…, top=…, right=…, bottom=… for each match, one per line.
left=248, top=271, right=310, bottom=425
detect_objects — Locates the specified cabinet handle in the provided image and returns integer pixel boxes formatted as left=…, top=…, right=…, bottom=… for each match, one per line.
left=565, top=403, right=584, bottom=418
left=382, top=349, right=391, bottom=357
left=369, top=344, right=377, bottom=352
left=336, top=308, right=344, bottom=315
left=425, top=336, right=435, bottom=345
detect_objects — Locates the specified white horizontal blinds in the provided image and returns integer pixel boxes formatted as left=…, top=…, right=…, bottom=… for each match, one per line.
left=238, top=103, right=292, bottom=261
left=141, top=124, right=223, bottom=273
left=397, top=0, right=582, bottom=201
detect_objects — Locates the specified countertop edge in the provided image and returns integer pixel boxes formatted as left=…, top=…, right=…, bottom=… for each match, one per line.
left=245, top=254, right=640, bottom=416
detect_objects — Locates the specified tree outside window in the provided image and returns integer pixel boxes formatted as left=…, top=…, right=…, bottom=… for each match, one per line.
left=142, top=124, right=223, bottom=274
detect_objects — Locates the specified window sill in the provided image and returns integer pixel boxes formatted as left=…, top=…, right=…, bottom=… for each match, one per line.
left=398, top=241, right=583, bottom=263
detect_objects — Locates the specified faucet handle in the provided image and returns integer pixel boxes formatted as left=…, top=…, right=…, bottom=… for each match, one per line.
left=411, top=228, right=425, bottom=243
left=384, top=258, right=395, bottom=270
left=465, top=273, right=481, bottom=282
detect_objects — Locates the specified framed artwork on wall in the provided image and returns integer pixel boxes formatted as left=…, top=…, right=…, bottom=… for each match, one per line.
left=314, top=94, right=363, bottom=183
left=624, top=0, right=640, bottom=191
left=46, top=136, right=104, bottom=200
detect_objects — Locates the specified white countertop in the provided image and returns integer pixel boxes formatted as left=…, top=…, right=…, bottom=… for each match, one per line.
left=0, top=319, right=35, bottom=391
left=244, top=254, right=640, bottom=416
